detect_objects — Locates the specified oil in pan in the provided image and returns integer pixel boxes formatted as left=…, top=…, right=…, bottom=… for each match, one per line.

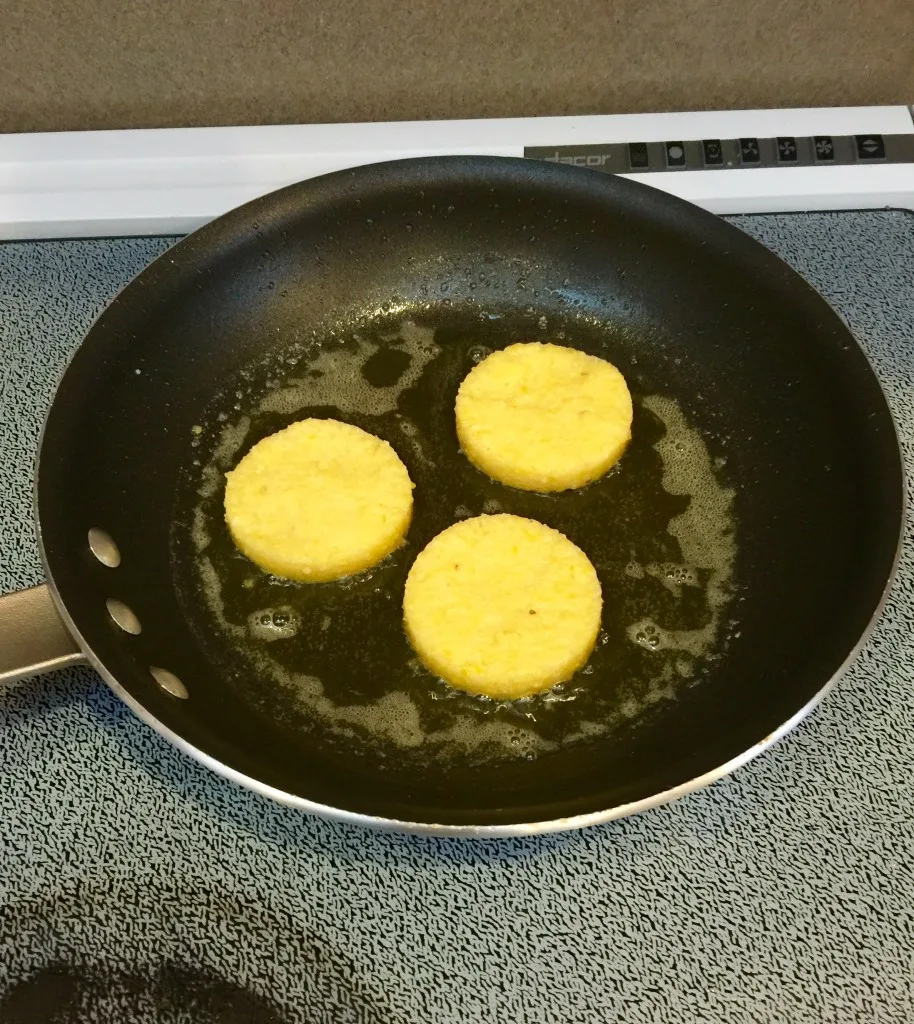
left=170, top=309, right=739, bottom=773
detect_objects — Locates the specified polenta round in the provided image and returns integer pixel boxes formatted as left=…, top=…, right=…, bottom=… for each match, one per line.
left=403, top=514, right=602, bottom=699
left=455, top=342, right=633, bottom=492
left=224, top=418, right=414, bottom=582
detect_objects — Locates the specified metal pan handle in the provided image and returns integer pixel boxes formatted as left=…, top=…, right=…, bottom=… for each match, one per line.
left=0, top=584, right=85, bottom=684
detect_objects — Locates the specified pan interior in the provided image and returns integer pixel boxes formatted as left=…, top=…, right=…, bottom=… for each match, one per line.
left=36, top=158, right=903, bottom=826
left=171, top=307, right=740, bottom=798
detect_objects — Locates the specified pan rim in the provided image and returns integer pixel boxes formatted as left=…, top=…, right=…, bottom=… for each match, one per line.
left=31, top=155, right=909, bottom=836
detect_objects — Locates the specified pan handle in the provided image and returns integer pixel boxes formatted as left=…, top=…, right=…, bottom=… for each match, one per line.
left=0, top=584, right=85, bottom=684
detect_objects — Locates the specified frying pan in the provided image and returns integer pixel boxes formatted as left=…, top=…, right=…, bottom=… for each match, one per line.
left=0, top=156, right=903, bottom=836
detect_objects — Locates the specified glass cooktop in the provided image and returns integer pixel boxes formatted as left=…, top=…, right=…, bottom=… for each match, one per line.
left=1, top=211, right=913, bottom=1022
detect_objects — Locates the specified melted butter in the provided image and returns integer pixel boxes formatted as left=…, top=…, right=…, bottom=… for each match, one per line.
left=246, top=658, right=556, bottom=757
left=211, top=415, right=251, bottom=470
left=174, top=325, right=740, bottom=766
left=257, top=321, right=438, bottom=418
left=627, top=394, right=737, bottom=662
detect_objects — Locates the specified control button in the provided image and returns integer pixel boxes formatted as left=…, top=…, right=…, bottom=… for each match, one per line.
left=814, top=136, right=835, bottom=161
left=628, top=142, right=649, bottom=169
left=702, top=139, right=724, bottom=166
left=777, top=137, right=798, bottom=162
left=856, top=134, right=886, bottom=160
left=739, top=138, right=761, bottom=164
left=665, top=141, right=686, bottom=168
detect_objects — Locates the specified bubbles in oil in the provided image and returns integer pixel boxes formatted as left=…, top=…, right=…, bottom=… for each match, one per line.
left=247, top=607, right=300, bottom=642
left=256, top=320, right=438, bottom=419
left=624, top=394, right=737, bottom=667
left=191, top=506, right=210, bottom=552
left=198, top=463, right=223, bottom=500
left=617, top=662, right=679, bottom=718
left=627, top=618, right=714, bottom=658
left=196, top=555, right=240, bottom=637
left=395, top=412, right=434, bottom=467
left=645, top=562, right=699, bottom=595
left=210, top=415, right=251, bottom=470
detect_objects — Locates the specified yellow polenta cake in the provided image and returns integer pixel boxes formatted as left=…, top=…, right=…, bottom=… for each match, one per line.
left=403, top=514, right=602, bottom=699
left=224, top=418, right=414, bottom=582
left=455, top=342, right=633, bottom=492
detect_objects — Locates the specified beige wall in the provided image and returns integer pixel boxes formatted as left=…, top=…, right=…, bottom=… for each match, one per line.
left=3, top=0, right=912, bottom=133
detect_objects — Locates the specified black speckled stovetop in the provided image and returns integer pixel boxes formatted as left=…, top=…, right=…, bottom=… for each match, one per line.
left=1, top=213, right=913, bottom=1024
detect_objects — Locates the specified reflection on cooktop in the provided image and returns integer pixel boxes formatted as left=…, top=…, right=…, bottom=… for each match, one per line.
left=0, top=878, right=388, bottom=1024
left=0, top=964, right=287, bottom=1024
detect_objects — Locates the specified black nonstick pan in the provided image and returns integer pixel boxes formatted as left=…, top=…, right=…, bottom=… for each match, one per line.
left=0, top=156, right=903, bottom=835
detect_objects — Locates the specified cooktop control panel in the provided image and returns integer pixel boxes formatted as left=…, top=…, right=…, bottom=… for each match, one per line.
left=525, top=133, right=914, bottom=172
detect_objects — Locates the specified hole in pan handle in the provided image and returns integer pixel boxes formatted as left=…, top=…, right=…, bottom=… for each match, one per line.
left=0, top=583, right=85, bottom=685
